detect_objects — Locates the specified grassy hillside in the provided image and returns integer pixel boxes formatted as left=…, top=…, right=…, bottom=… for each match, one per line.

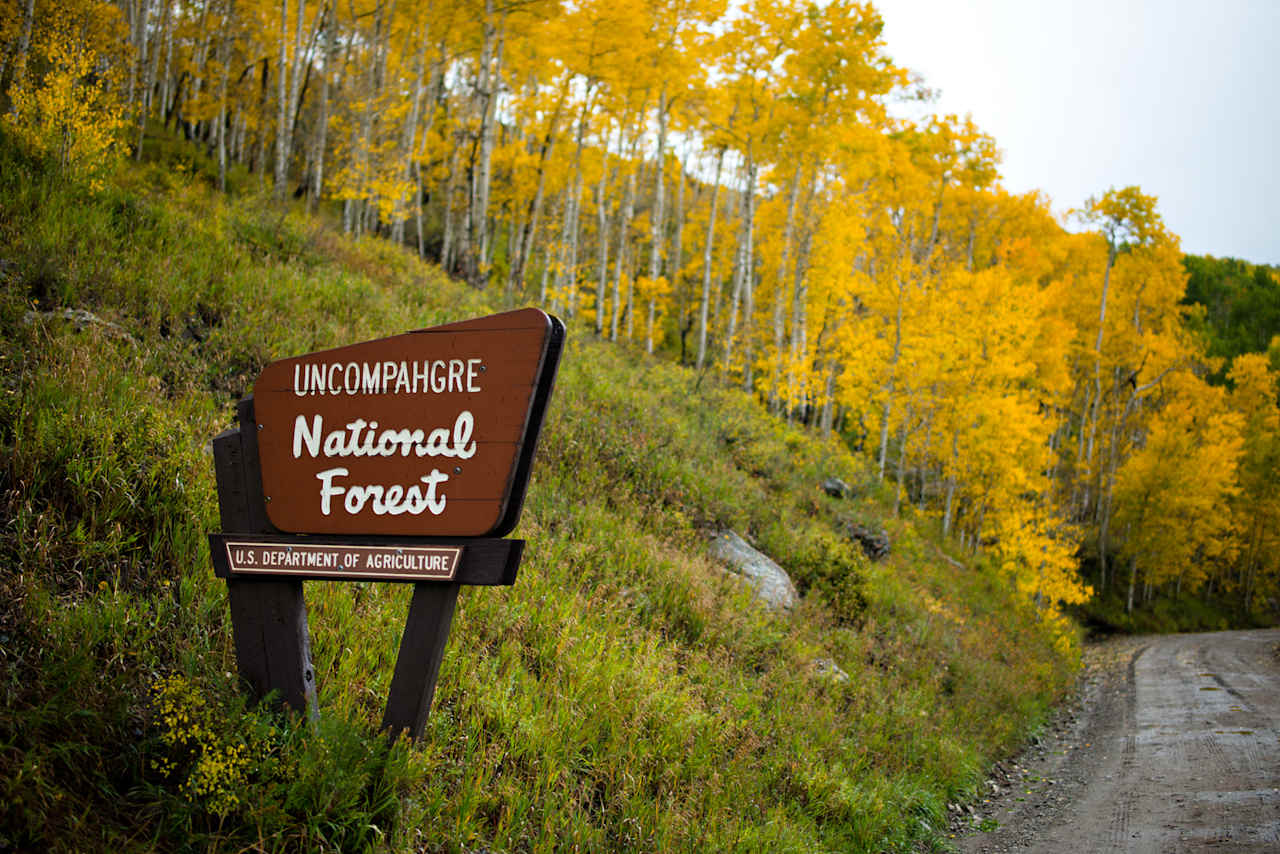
left=0, top=133, right=1077, bottom=852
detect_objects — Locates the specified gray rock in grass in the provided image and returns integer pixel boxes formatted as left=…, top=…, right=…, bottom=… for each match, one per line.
left=821, top=476, right=852, bottom=498
left=708, top=530, right=799, bottom=613
left=810, top=657, right=851, bottom=683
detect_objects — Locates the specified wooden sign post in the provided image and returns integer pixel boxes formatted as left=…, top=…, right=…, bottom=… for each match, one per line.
left=210, top=308, right=563, bottom=739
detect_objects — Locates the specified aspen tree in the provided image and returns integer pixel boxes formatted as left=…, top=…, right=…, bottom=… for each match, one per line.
left=3, top=0, right=127, bottom=185
left=1227, top=354, right=1280, bottom=616
left=507, top=68, right=572, bottom=293
left=593, top=126, right=615, bottom=334
left=215, top=0, right=237, bottom=192
left=1112, top=373, right=1243, bottom=613
left=695, top=144, right=725, bottom=372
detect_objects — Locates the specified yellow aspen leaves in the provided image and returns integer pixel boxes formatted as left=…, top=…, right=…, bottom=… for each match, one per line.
left=7, top=0, right=1277, bottom=625
left=4, top=0, right=127, bottom=187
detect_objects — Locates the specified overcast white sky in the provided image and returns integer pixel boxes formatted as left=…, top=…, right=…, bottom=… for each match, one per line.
left=872, top=0, right=1280, bottom=264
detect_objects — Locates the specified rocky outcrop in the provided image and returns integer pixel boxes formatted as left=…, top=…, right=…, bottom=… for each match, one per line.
left=810, top=657, right=850, bottom=683
left=708, top=530, right=799, bottom=613
left=24, top=307, right=136, bottom=342
left=821, top=476, right=852, bottom=498
left=847, top=522, right=890, bottom=561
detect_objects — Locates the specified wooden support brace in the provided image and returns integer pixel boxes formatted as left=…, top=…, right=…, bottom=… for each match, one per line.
left=226, top=578, right=318, bottom=717
left=381, top=581, right=462, bottom=741
left=212, top=398, right=318, bottom=720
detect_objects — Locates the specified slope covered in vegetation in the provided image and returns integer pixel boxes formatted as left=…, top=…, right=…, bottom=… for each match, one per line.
left=0, top=133, right=1077, bottom=852
left=6, top=0, right=1279, bottom=664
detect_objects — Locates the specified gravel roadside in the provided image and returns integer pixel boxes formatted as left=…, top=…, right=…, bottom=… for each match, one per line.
left=945, top=635, right=1150, bottom=852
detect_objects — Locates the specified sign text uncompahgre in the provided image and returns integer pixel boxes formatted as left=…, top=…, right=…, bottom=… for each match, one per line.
left=292, top=358, right=483, bottom=397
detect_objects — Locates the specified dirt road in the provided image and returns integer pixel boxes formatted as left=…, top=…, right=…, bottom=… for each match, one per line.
left=956, top=629, right=1280, bottom=853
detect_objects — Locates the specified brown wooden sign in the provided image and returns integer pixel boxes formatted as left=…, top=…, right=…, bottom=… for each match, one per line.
left=210, top=308, right=563, bottom=739
left=253, top=307, right=561, bottom=538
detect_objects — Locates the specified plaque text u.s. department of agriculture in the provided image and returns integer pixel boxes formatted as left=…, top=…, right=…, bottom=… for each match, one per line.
left=223, top=540, right=460, bottom=582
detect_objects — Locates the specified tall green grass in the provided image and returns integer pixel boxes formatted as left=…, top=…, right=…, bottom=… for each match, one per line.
left=0, top=130, right=1077, bottom=852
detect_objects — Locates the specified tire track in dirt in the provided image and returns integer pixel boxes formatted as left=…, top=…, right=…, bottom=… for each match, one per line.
left=954, top=629, right=1280, bottom=853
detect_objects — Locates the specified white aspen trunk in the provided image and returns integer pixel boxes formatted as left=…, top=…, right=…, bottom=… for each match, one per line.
left=273, top=0, right=291, bottom=197
left=919, top=180, right=945, bottom=265
left=539, top=235, right=555, bottom=304
left=283, top=0, right=312, bottom=192
left=1090, top=246, right=1117, bottom=575
left=712, top=185, right=734, bottom=346
left=611, top=163, right=637, bottom=342
left=622, top=113, right=646, bottom=340
left=670, top=159, right=687, bottom=356
left=595, top=125, right=615, bottom=336
left=1097, top=399, right=1122, bottom=578
left=974, top=504, right=986, bottom=554
left=124, top=0, right=145, bottom=116
left=132, top=0, right=153, bottom=137
left=646, top=89, right=669, bottom=352
left=741, top=158, right=757, bottom=391
left=392, top=17, right=430, bottom=244
left=771, top=166, right=800, bottom=411
left=563, top=170, right=584, bottom=318
left=510, top=79, right=567, bottom=294
left=646, top=298, right=656, bottom=354
left=255, top=56, right=271, bottom=188
left=290, top=0, right=313, bottom=127
left=441, top=145, right=462, bottom=270
left=625, top=268, right=635, bottom=340
left=467, top=0, right=502, bottom=283
left=188, top=0, right=214, bottom=137
left=567, top=212, right=584, bottom=317
left=216, top=0, right=235, bottom=192
left=554, top=96, right=592, bottom=310
left=158, top=1, right=175, bottom=129
left=1075, top=380, right=1093, bottom=521
left=508, top=122, right=553, bottom=294
left=370, top=0, right=399, bottom=226
left=500, top=209, right=518, bottom=296
left=309, top=2, right=333, bottom=208
left=1126, top=554, right=1138, bottom=614
left=786, top=179, right=816, bottom=422
left=942, top=433, right=959, bottom=537
left=1243, top=522, right=1261, bottom=615
left=133, top=0, right=158, bottom=160
left=894, top=404, right=912, bottom=516
left=4, top=0, right=38, bottom=87
left=723, top=159, right=748, bottom=374
left=348, top=0, right=388, bottom=234
left=1086, top=249, right=1116, bottom=472
left=820, top=357, right=838, bottom=438
left=415, top=45, right=445, bottom=255
left=230, top=108, right=242, bottom=162
left=696, top=148, right=725, bottom=373
left=877, top=280, right=904, bottom=481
